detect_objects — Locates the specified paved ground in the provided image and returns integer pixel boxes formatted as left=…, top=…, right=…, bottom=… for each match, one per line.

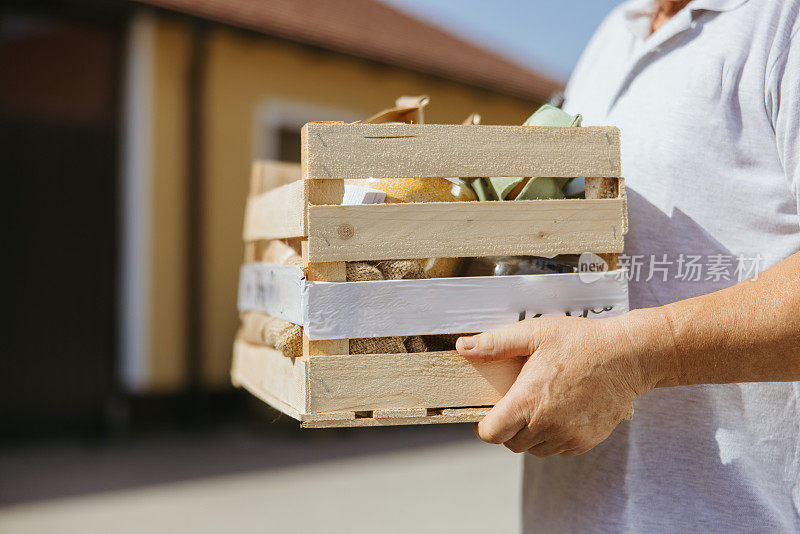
left=0, top=425, right=522, bottom=533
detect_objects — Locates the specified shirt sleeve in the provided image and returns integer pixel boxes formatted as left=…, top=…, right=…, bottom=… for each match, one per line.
left=766, top=30, right=800, bottom=221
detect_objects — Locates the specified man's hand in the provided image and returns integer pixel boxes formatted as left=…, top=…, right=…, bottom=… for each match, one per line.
left=455, top=252, right=800, bottom=456
left=456, top=316, right=658, bottom=457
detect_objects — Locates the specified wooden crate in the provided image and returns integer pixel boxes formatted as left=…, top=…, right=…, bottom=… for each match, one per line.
left=232, top=122, right=627, bottom=428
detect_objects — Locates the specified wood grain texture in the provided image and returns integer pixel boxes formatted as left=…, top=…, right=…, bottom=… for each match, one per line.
left=306, top=198, right=626, bottom=262
left=301, top=250, right=347, bottom=282
left=301, top=158, right=349, bottom=357
left=232, top=339, right=631, bottom=427
left=305, top=351, right=523, bottom=413
left=303, top=335, right=349, bottom=356
left=300, top=407, right=491, bottom=428
left=301, top=246, right=349, bottom=356
left=231, top=342, right=498, bottom=428
left=439, top=407, right=492, bottom=418
left=243, top=239, right=302, bottom=264
left=250, top=160, right=301, bottom=196
left=373, top=407, right=428, bottom=419
left=231, top=338, right=308, bottom=416
left=302, top=411, right=357, bottom=422
left=302, top=123, right=621, bottom=179
left=243, top=179, right=305, bottom=241
left=585, top=177, right=626, bottom=270
left=617, top=178, right=629, bottom=236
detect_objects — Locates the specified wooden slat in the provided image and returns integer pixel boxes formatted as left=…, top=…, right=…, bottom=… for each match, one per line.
left=251, top=339, right=308, bottom=413
left=243, top=238, right=303, bottom=264
left=299, top=405, right=613, bottom=428
left=585, top=177, right=625, bottom=270
left=301, top=129, right=349, bottom=357
left=300, top=407, right=490, bottom=428
left=373, top=407, right=428, bottom=419
left=302, top=178, right=345, bottom=231
left=440, top=407, right=492, bottom=418
left=250, top=160, right=301, bottom=196
left=231, top=338, right=308, bottom=417
left=306, top=198, right=626, bottom=262
left=302, top=411, right=357, bottom=422
left=301, top=245, right=349, bottom=357
left=305, top=351, right=523, bottom=413
left=243, top=179, right=305, bottom=241
left=302, top=123, right=621, bottom=179
left=232, top=341, right=631, bottom=428
left=301, top=250, right=347, bottom=282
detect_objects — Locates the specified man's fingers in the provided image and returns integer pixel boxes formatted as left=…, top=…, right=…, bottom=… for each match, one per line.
left=476, top=391, right=527, bottom=444
left=503, top=425, right=546, bottom=454
left=528, top=440, right=569, bottom=458
left=456, top=320, right=541, bottom=361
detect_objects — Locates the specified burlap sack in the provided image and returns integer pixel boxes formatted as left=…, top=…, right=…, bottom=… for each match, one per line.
left=240, top=311, right=303, bottom=358
left=345, top=262, right=382, bottom=281
left=403, top=335, right=429, bottom=353
left=372, top=259, right=426, bottom=280
left=350, top=336, right=408, bottom=354
left=348, top=259, right=429, bottom=354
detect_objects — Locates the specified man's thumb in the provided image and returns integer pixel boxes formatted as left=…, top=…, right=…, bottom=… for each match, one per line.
left=456, top=320, right=539, bottom=362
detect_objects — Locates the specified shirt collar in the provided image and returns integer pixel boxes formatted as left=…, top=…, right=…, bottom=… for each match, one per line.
left=623, top=0, right=750, bottom=40
left=689, top=0, right=749, bottom=12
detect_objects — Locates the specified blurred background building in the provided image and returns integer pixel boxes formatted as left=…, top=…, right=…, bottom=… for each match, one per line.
left=3, top=0, right=560, bottom=436
left=0, top=0, right=602, bottom=530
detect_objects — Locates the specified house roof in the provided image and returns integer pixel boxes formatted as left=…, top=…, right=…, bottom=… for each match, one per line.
left=132, top=0, right=562, bottom=102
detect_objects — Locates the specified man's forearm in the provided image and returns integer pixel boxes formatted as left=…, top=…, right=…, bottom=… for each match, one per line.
left=622, top=252, right=800, bottom=388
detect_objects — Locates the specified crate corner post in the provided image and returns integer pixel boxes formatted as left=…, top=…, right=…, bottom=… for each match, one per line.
left=301, top=123, right=349, bottom=358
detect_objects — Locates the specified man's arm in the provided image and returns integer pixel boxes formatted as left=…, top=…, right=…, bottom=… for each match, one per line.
left=455, top=251, right=800, bottom=457
left=643, top=252, right=800, bottom=387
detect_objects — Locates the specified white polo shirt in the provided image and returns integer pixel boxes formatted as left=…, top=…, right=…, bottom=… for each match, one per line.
left=523, top=1, right=800, bottom=532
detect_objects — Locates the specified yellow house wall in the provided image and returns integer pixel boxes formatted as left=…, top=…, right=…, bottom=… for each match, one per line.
left=148, top=20, right=547, bottom=390
left=147, top=18, right=191, bottom=391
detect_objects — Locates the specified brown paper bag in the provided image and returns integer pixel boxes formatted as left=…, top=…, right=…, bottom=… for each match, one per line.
left=365, top=95, right=429, bottom=124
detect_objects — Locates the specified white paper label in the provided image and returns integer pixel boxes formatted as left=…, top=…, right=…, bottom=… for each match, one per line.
left=237, top=263, right=305, bottom=324
left=342, top=184, right=386, bottom=205
left=303, top=271, right=629, bottom=340
left=238, top=264, right=630, bottom=341
left=523, top=306, right=617, bottom=319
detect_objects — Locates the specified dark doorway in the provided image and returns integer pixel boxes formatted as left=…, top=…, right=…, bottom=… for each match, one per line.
left=1, top=6, right=123, bottom=436
left=277, top=125, right=302, bottom=163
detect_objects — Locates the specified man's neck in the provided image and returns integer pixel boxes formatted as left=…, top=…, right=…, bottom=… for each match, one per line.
left=651, top=0, right=692, bottom=33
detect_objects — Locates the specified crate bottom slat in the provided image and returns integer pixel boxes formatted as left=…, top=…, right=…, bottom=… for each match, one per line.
left=231, top=339, right=497, bottom=428
left=233, top=341, right=634, bottom=427
left=300, top=407, right=491, bottom=429
left=231, top=354, right=304, bottom=422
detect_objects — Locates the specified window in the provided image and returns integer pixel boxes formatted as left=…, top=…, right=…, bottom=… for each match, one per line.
left=277, top=125, right=301, bottom=163
left=253, top=100, right=359, bottom=163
